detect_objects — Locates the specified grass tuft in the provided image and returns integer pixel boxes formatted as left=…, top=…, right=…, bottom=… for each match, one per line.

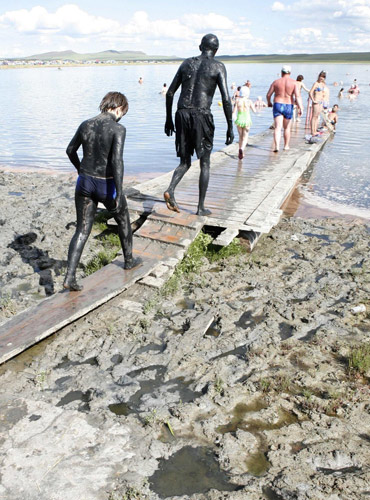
left=348, top=343, right=370, bottom=376
left=160, top=230, right=247, bottom=297
left=84, top=249, right=118, bottom=276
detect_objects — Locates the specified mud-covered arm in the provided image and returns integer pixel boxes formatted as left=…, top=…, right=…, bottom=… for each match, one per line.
left=66, top=126, right=82, bottom=172
left=217, top=65, right=234, bottom=145
left=110, top=127, right=126, bottom=213
left=266, top=83, right=275, bottom=107
left=165, top=67, right=182, bottom=136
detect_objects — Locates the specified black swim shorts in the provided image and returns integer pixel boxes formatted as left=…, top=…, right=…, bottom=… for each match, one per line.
left=175, top=108, right=215, bottom=159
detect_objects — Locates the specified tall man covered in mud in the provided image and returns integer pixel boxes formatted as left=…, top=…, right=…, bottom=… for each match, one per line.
left=63, top=91, right=140, bottom=291
left=164, top=34, right=234, bottom=216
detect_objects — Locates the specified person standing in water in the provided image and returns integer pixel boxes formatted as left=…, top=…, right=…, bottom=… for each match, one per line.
left=309, top=71, right=329, bottom=136
left=64, top=91, right=141, bottom=291
left=163, top=34, right=234, bottom=216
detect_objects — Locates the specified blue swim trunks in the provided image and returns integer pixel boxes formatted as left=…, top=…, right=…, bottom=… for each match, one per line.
left=76, top=174, right=116, bottom=205
left=273, top=103, right=294, bottom=119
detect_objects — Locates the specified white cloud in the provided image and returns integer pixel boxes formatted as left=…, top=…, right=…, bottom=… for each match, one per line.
left=1, top=2, right=368, bottom=57
left=122, top=11, right=194, bottom=40
left=272, top=2, right=286, bottom=11
left=0, top=4, right=119, bottom=36
left=348, top=32, right=370, bottom=47
left=281, top=26, right=347, bottom=52
left=182, top=13, right=234, bottom=31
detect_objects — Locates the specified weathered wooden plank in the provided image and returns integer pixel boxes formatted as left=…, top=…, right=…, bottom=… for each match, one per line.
left=212, top=228, right=240, bottom=247
left=0, top=255, right=156, bottom=365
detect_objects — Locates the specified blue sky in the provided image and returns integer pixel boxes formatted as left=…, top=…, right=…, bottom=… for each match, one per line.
left=1, top=0, right=370, bottom=58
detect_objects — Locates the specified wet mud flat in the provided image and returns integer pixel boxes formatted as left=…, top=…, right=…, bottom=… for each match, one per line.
left=0, top=171, right=138, bottom=321
left=0, top=183, right=369, bottom=500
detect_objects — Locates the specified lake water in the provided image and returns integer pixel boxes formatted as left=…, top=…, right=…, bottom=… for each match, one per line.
left=0, top=62, right=369, bottom=217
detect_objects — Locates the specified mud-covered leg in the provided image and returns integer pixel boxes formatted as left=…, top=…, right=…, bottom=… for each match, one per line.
left=64, top=194, right=97, bottom=291
left=197, top=152, right=211, bottom=216
left=111, top=196, right=142, bottom=270
left=164, top=156, right=191, bottom=212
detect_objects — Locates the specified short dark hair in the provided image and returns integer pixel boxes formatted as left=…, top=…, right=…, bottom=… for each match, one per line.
left=332, top=104, right=338, bottom=109
left=99, top=91, right=128, bottom=113
left=296, top=75, right=304, bottom=81
left=319, top=71, right=326, bottom=78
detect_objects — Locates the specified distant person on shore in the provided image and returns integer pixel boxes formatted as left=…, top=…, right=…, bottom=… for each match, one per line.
left=63, top=91, right=141, bottom=291
left=293, top=75, right=310, bottom=121
left=160, top=83, right=168, bottom=95
left=233, top=86, right=256, bottom=159
left=254, top=96, right=267, bottom=109
left=163, top=33, right=234, bottom=216
left=266, top=65, right=303, bottom=152
left=138, top=77, right=143, bottom=84
left=309, top=71, right=329, bottom=136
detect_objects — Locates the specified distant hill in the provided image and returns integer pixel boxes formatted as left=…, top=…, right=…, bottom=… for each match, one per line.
left=22, top=49, right=178, bottom=62
left=7, top=49, right=370, bottom=64
left=217, top=52, right=370, bottom=63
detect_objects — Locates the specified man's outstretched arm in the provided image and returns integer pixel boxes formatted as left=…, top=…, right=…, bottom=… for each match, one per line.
left=165, top=67, right=182, bottom=136
left=217, top=65, right=234, bottom=145
left=66, top=126, right=82, bottom=171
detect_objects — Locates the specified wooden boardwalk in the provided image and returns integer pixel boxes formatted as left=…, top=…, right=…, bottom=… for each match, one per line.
left=0, top=123, right=330, bottom=364
left=126, top=124, right=329, bottom=240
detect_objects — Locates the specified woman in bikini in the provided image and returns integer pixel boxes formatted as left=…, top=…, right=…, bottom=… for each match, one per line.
left=309, top=71, right=329, bottom=136
left=232, top=86, right=256, bottom=159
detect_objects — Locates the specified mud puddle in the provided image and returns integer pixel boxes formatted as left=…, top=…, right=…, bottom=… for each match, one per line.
left=110, top=365, right=203, bottom=416
left=56, top=389, right=92, bottom=412
left=149, top=446, right=241, bottom=498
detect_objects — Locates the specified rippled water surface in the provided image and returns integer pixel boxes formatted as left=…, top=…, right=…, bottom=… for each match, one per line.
left=0, top=62, right=369, bottom=214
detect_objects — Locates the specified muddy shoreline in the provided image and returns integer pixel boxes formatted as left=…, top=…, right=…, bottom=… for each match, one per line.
left=0, top=170, right=369, bottom=499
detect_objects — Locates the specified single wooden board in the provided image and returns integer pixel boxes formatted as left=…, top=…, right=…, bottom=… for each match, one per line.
left=0, top=254, right=155, bottom=364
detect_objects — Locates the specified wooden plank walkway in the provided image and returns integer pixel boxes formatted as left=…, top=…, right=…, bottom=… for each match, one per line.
left=126, top=124, right=329, bottom=234
left=0, top=123, right=330, bottom=364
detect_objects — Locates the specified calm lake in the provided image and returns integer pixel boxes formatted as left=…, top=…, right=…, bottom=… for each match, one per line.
left=0, top=62, right=369, bottom=217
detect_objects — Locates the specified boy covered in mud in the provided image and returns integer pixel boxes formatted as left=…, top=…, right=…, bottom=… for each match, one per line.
left=64, top=91, right=140, bottom=291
